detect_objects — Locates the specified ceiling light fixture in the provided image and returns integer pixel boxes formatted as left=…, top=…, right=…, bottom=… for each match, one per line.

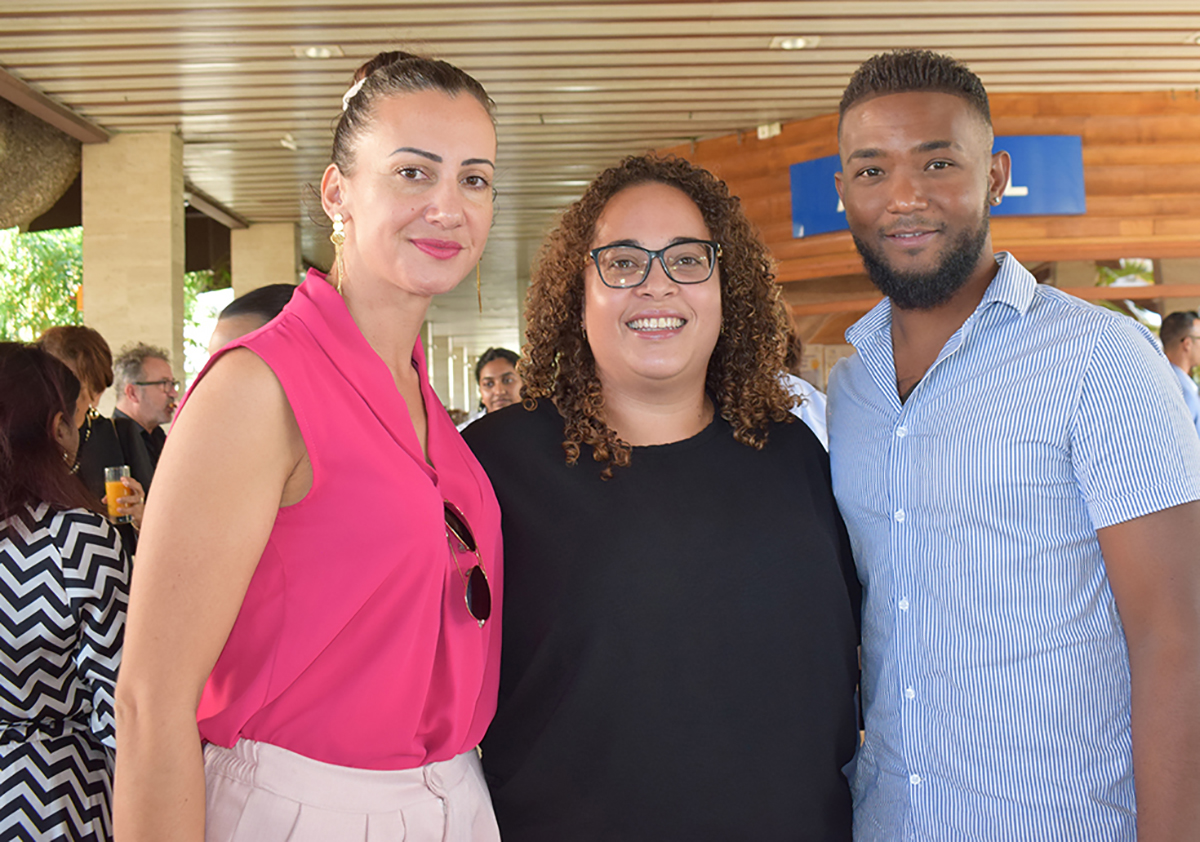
left=292, top=45, right=344, bottom=59
left=1187, top=32, right=1200, bottom=45
left=769, top=35, right=819, bottom=51
left=280, top=133, right=298, bottom=151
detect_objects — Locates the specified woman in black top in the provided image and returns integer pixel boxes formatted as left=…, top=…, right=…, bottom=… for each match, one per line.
left=38, top=326, right=145, bottom=532
left=463, top=155, right=860, bottom=841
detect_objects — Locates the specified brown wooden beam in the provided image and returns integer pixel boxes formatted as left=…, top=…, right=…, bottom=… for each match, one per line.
left=184, top=186, right=249, bottom=230
left=1067, top=283, right=1200, bottom=301
left=0, top=67, right=108, bottom=144
left=791, top=297, right=881, bottom=317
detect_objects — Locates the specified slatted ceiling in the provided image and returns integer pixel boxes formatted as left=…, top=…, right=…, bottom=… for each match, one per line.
left=3, top=3, right=1200, bottom=360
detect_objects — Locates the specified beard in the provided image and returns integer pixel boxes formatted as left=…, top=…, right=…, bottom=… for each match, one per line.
left=853, top=210, right=991, bottom=311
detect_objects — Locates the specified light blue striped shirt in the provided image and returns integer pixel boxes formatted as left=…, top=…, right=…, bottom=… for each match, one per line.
left=828, top=253, right=1200, bottom=842
left=1170, top=362, right=1200, bottom=441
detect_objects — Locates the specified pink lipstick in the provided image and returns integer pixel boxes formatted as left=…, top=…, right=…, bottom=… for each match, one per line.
left=413, top=239, right=464, bottom=260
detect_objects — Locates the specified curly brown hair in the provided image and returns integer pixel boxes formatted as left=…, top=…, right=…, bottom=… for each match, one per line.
left=520, top=154, right=794, bottom=478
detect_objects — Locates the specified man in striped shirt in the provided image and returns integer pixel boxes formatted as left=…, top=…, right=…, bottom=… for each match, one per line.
left=827, top=49, right=1200, bottom=842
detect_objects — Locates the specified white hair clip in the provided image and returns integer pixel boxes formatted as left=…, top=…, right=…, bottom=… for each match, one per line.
left=341, top=78, right=367, bottom=112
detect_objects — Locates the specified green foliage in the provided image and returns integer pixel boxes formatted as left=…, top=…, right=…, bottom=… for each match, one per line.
left=0, top=228, right=218, bottom=371
left=183, top=269, right=213, bottom=363
left=0, top=226, right=83, bottom=341
left=1096, top=258, right=1154, bottom=287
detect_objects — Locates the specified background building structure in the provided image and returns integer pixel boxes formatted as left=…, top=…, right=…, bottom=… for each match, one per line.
left=2, top=1, right=1199, bottom=404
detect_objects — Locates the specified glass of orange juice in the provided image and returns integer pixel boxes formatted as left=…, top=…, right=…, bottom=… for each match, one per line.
left=104, top=465, right=133, bottom=523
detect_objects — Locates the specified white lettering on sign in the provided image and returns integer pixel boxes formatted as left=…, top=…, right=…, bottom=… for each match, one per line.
left=1003, top=171, right=1028, bottom=198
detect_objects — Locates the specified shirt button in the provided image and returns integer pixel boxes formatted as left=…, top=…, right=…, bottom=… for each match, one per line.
left=896, top=426, right=907, bottom=438
left=898, top=598, right=909, bottom=610
left=894, top=510, right=905, bottom=523
left=905, top=687, right=915, bottom=699
left=910, top=774, right=922, bottom=785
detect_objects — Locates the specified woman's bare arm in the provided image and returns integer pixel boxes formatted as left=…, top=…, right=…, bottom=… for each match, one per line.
left=114, top=349, right=307, bottom=842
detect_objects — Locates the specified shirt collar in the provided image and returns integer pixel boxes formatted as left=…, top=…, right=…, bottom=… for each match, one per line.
left=287, top=269, right=439, bottom=482
left=978, top=252, right=1036, bottom=317
left=844, top=252, right=1036, bottom=347
left=113, top=406, right=160, bottom=438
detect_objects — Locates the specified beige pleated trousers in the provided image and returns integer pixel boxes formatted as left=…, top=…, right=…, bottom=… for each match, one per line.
left=203, top=739, right=500, bottom=842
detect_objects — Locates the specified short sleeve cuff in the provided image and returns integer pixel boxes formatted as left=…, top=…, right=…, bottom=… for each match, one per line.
left=1087, top=478, right=1200, bottom=531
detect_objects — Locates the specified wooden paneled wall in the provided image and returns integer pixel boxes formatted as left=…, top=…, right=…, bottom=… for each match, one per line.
left=660, top=92, right=1200, bottom=293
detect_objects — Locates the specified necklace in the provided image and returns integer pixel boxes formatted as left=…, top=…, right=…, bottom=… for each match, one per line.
left=68, top=406, right=100, bottom=475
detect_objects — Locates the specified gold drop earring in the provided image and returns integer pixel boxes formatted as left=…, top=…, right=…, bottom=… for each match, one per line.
left=330, top=213, right=347, bottom=295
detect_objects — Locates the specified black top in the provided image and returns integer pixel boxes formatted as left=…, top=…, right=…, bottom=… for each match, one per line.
left=76, top=412, right=127, bottom=501
left=112, top=408, right=165, bottom=492
left=464, top=400, right=860, bottom=842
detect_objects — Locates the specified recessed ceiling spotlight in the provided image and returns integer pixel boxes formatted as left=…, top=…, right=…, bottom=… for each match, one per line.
left=769, top=35, right=820, bottom=51
left=292, top=45, right=344, bottom=59
left=1187, top=31, right=1200, bottom=45
left=280, top=133, right=298, bottom=151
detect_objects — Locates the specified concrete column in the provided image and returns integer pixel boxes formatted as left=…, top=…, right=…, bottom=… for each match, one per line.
left=447, top=339, right=461, bottom=412
left=82, top=132, right=185, bottom=382
left=230, top=222, right=300, bottom=296
left=448, top=339, right=472, bottom=412
left=430, top=334, right=451, bottom=408
left=1052, top=261, right=1096, bottom=289
left=461, top=353, right=476, bottom=413
left=516, top=238, right=539, bottom=346
left=1158, top=258, right=1200, bottom=317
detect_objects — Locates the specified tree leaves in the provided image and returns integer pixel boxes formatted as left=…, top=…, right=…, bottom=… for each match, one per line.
left=0, top=226, right=83, bottom=341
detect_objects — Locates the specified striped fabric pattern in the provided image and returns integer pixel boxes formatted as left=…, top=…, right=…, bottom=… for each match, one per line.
left=1, top=503, right=129, bottom=842
left=827, top=253, right=1200, bottom=842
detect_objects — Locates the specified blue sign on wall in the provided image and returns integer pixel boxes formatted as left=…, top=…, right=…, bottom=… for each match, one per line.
left=789, top=135, right=1086, bottom=239
left=789, top=154, right=843, bottom=238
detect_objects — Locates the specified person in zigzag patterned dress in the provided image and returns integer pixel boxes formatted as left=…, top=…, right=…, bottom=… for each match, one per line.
left=0, top=343, right=131, bottom=842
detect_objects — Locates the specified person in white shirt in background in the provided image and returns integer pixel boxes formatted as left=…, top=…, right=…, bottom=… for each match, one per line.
left=1160, top=310, right=1200, bottom=442
left=781, top=324, right=828, bottom=449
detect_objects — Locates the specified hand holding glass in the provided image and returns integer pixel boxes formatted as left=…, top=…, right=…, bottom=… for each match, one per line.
left=104, top=465, right=133, bottom=523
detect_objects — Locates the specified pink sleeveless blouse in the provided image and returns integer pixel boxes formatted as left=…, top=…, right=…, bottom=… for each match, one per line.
left=190, top=269, right=502, bottom=770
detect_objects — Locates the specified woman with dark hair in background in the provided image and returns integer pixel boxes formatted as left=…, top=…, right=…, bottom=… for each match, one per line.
left=464, top=155, right=859, bottom=841
left=0, top=342, right=130, bottom=841
left=458, top=346, right=523, bottom=430
left=37, top=325, right=145, bottom=530
left=115, top=50, right=503, bottom=841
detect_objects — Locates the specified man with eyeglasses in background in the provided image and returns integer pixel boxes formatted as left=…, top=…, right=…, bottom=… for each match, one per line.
left=113, top=342, right=178, bottom=492
left=1160, top=311, right=1200, bottom=442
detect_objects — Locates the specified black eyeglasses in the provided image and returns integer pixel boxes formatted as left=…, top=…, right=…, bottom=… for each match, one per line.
left=589, top=239, right=722, bottom=289
left=135, top=378, right=180, bottom=392
left=444, top=502, right=492, bottom=628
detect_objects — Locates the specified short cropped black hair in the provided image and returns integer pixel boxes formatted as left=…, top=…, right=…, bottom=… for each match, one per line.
left=219, top=283, right=296, bottom=324
left=1161, top=311, right=1200, bottom=347
left=474, top=347, right=519, bottom=383
left=840, top=50, right=991, bottom=130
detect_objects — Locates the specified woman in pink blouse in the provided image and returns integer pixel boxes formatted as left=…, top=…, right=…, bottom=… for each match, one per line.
left=114, top=51, right=503, bottom=842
